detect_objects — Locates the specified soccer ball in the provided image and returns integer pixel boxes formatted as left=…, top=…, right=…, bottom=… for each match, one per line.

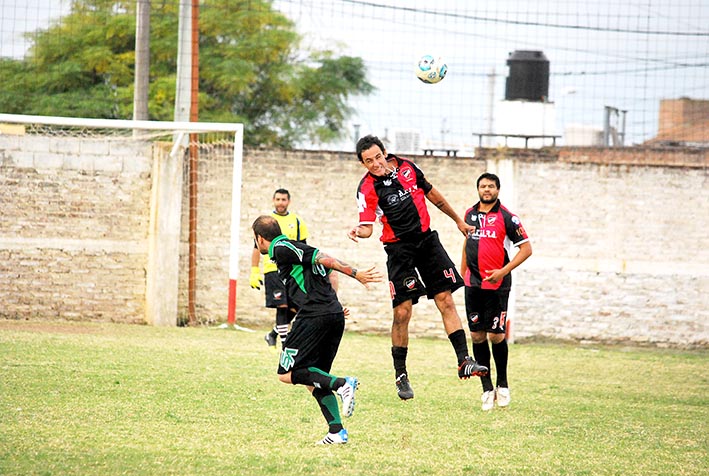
left=416, top=55, right=447, bottom=84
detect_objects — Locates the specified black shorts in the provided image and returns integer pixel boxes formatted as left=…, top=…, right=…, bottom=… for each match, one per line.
left=277, top=312, right=345, bottom=375
left=384, top=230, right=464, bottom=308
left=464, top=286, right=509, bottom=334
left=264, top=271, right=287, bottom=308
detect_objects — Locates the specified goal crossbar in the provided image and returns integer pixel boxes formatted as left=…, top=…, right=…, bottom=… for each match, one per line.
left=0, top=113, right=242, bottom=133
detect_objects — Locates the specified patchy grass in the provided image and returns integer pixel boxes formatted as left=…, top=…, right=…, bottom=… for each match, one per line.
left=1, top=320, right=707, bottom=475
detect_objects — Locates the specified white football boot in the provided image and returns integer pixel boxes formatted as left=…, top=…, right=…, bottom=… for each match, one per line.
left=481, top=390, right=496, bottom=411
left=496, top=387, right=511, bottom=407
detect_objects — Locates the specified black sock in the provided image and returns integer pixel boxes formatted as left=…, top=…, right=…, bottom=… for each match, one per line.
left=472, top=341, right=494, bottom=391
left=312, top=387, right=343, bottom=434
left=491, top=339, right=509, bottom=388
left=291, top=367, right=345, bottom=391
left=447, top=329, right=470, bottom=365
left=392, top=346, right=408, bottom=378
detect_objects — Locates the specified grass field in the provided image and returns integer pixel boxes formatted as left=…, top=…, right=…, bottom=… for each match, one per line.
left=1, top=320, right=707, bottom=476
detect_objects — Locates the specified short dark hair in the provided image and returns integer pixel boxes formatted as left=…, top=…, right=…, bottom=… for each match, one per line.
left=252, top=215, right=282, bottom=241
left=356, top=134, right=386, bottom=162
left=273, top=188, right=290, bottom=199
left=477, top=172, right=500, bottom=189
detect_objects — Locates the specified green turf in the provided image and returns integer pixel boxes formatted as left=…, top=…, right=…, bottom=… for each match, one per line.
left=1, top=321, right=707, bottom=475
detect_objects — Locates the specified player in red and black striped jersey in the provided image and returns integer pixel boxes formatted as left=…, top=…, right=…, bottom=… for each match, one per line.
left=461, top=173, right=532, bottom=411
left=347, top=135, right=488, bottom=401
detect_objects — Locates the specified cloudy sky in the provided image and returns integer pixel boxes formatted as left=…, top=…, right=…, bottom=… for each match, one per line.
left=3, top=0, right=708, bottom=152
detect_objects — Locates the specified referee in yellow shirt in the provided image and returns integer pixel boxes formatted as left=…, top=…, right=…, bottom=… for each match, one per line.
left=250, top=189, right=309, bottom=349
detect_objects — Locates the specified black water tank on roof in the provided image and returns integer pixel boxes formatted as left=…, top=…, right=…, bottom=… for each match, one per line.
left=505, top=50, right=549, bottom=102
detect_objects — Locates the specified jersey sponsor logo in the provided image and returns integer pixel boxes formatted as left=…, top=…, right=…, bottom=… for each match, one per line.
left=401, top=184, right=418, bottom=197
left=511, top=216, right=520, bottom=225
left=469, top=228, right=497, bottom=240
left=383, top=179, right=392, bottom=186
left=280, top=347, right=298, bottom=371
left=385, top=184, right=418, bottom=207
left=394, top=184, right=418, bottom=203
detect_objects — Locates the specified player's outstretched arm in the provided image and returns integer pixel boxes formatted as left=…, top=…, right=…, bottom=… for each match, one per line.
left=314, top=251, right=383, bottom=289
left=425, top=186, right=475, bottom=236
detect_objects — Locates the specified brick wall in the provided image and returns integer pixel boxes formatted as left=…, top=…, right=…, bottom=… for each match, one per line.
left=1, top=135, right=707, bottom=348
left=235, top=148, right=709, bottom=348
left=0, top=135, right=151, bottom=323
left=656, top=98, right=709, bottom=142
left=234, top=150, right=490, bottom=340
left=511, top=158, right=708, bottom=347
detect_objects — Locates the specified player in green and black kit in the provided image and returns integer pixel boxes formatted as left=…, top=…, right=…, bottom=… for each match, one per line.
left=252, top=215, right=382, bottom=445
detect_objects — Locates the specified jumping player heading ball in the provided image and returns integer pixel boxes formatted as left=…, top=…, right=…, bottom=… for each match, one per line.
left=347, top=134, right=488, bottom=400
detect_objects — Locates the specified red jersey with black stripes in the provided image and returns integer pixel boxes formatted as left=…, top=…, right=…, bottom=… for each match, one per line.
left=464, top=200, right=529, bottom=291
left=356, top=155, right=434, bottom=243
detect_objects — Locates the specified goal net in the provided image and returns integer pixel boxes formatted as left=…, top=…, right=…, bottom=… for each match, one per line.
left=0, top=113, right=243, bottom=327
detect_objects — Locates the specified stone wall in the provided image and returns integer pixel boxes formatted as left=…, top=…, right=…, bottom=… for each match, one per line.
left=1, top=133, right=707, bottom=348
left=0, top=135, right=151, bottom=323
left=236, top=147, right=709, bottom=348
left=510, top=156, right=708, bottom=347
left=235, top=149, right=490, bottom=339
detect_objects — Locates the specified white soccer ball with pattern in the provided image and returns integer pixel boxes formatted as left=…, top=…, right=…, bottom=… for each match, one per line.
left=416, top=55, right=447, bottom=84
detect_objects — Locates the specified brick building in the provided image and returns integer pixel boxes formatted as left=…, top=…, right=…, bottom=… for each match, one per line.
left=648, top=97, right=709, bottom=145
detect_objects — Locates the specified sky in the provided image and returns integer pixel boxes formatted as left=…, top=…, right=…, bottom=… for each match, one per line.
left=0, top=0, right=69, bottom=58
left=271, top=0, right=709, bottom=151
left=2, top=0, right=708, bottom=153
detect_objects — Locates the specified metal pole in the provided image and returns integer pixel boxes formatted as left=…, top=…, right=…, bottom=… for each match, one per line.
left=227, top=126, right=244, bottom=326
left=603, top=106, right=611, bottom=146
left=133, top=0, right=150, bottom=125
left=174, top=0, right=192, bottom=124
left=485, top=67, right=496, bottom=147
left=353, top=124, right=360, bottom=148
left=187, top=0, right=200, bottom=325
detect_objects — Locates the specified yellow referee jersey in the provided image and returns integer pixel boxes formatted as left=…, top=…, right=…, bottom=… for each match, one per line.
left=262, top=211, right=309, bottom=273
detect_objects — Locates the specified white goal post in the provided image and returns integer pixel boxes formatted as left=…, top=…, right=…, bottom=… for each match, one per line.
left=0, top=113, right=244, bottom=327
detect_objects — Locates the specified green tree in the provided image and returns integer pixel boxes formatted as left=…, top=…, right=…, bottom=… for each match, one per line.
left=0, top=0, right=374, bottom=147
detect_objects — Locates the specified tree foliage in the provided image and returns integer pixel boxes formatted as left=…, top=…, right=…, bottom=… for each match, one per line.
left=0, top=0, right=374, bottom=147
